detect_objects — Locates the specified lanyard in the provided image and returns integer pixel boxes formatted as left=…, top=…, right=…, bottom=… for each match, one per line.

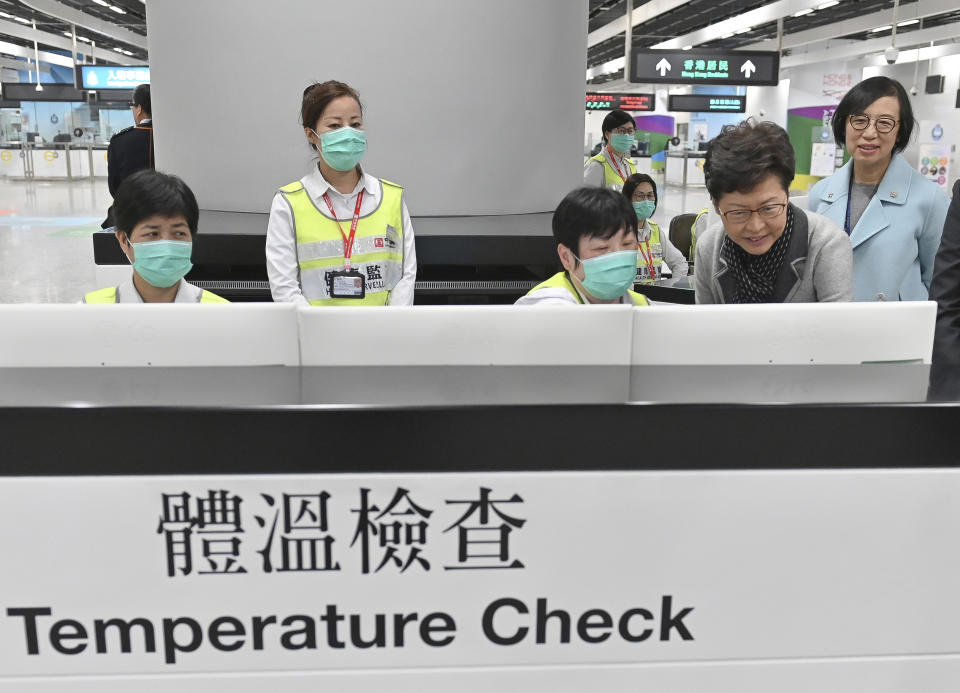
left=638, top=239, right=656, bottom=280
left=843, top=175, right=853, bottom=236
left=320, top=189, right=365, bottom=269
left=606, top=146, right=628, bottom=183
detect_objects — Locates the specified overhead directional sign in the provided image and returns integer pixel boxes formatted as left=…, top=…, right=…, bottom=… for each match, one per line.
left=668, top=94, right=746, bottom=113
left=585, top=93, right=655, bottom=111
left=631, top=49, right=779, bottom=86
left=77, top=65, right=150, bottom=90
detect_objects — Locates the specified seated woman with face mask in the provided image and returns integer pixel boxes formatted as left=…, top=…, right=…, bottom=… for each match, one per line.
left=622, top=173, right=688, bottom=283
left=516, top=187, right=650, bottom=306
left=82, top=169, right=227, bottom=304
left=694, top=120, right=853, bottom=304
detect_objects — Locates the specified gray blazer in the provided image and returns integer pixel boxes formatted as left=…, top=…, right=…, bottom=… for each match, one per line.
left=694, top=205, right=854, bottom=304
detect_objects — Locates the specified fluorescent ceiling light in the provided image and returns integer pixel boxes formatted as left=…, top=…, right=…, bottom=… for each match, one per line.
left=110, top=5, right=125, bottom=13
left=62, top=31, right=72, bottom=37
left=792, top=8, right=814, bottom=16
left=870, top=24, right=892, bottom=32
left=92, top=0, right=109, bottom=5
left=121, top=50, right=133, bottom=55
left=898, top=19, right=919, bottom=26
left=733, top=26, right=753, bottom=34
left=113, top=46, right=123, bottom=52
left=77, top=36, right=90, bottom=42
left=720, top=32, right=734, bottom=38
left=682, top=45, right=692, bottom=50
left=817, top=0, right=839, bottom=8
left=13, top=16, right=30, bottom=24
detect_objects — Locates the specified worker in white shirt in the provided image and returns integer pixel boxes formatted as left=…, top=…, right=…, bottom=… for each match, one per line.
left=622, top=173, right=688, bottom=283
left=516, top=187, right=650, bottom=306
left=82, top=169, right=227, bottom=304
left=266, top=80, right=417, bottom=305
left=583, top=109, right=637, bottom=191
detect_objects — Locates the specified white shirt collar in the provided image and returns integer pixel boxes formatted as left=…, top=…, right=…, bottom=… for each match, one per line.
left=303, top=163, right=378, bottom=200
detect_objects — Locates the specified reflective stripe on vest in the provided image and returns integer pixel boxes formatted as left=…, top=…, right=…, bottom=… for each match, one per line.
left=635, top=221, right=664, bottom=284
left=280, top=179, right=404, bottom=306
left=82, top=286, right=229, bottom=303
left=528, top=272, right=649, bottom=306
left=589, top=152, right=637, bottom=187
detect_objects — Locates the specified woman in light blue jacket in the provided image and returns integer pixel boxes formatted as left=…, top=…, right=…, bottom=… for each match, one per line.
left=809, top=76, right=948, bottom=301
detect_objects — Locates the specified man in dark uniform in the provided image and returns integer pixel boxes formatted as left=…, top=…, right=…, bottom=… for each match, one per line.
left=102, top=83, right=154, bottom=228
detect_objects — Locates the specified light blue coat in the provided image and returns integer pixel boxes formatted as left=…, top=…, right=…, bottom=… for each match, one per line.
left=809, top=153, right=949, bottom=301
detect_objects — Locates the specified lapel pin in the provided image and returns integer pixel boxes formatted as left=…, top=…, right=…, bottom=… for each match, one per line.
left=827, top=192, right=834, bottom=198
left=890, top=191, right=898, bottom=198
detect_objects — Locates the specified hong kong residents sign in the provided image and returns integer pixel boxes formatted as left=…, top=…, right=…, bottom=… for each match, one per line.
left=1, top=470, right=959, bottom=679
left=631, top=49, right=779, bottom=86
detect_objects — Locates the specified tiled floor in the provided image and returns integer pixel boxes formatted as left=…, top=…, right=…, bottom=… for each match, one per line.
left=0, top=177, right=715, bottom=304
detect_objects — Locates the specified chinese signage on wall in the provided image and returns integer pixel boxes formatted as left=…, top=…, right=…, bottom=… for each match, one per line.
left=631, top=49, right=779, bottom=86
left=668, top=94, right=746, bottom=113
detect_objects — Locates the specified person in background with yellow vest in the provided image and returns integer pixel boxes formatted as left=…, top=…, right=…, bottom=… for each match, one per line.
left=82, top=170, right=227, bottom=304
left=583, top=110, right=637, bottom=191
left=622, top=173, right=687, bottom=283
left=516, top=187, right=649, bottom=306
left=266, top=80, right=416, bottom=306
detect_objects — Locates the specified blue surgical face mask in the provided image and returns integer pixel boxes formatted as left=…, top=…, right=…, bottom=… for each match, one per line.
left=574, top=249, right=638, bottom=300
left=315, top=126, right=366, bottom=171
left=633, top=200, right=656, bottom=221
left=609, top=133, right=634, bottom=154
left=129, top=240, right=193, bottom=288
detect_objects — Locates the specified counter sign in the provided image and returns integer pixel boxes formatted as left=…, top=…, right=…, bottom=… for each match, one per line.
left=631, top=49, right=779, bottom=86
left=585, top=93, right=654, bottom=111
left=78, top=65, right=149, bottom=90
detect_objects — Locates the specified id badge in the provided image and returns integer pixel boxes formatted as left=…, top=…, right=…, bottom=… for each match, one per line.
left=328, top=269, right=366, bottom=299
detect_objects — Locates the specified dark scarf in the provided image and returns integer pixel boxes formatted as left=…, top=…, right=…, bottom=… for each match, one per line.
left=720, top=205, right=795, bottom=304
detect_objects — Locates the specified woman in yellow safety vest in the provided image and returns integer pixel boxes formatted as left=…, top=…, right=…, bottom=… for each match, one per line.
left=583, top=109, right=637, bottom=191
left=622, top=173, right=688, bottom=284
left=266, top=80, right=417, bottom=306
left=82, top=169, right=227, bottom=304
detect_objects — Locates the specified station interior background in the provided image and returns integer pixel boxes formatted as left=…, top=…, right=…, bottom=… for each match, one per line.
left=0, top=0, right=958, bottom=302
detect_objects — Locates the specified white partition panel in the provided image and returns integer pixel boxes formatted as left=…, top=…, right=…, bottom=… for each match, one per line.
left=146, top=0, right=587, bottom=215
left=632, top=302, right=937, bottom=365
left=0, top=304, right=300, bottom=367
left=298, top=305, right=634, bottom=366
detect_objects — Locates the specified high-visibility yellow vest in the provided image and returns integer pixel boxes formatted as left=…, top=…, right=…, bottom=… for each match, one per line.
left=589, top=151, right=637, bottom=187
left=691, top=208, right=709, bottom=259
left=279, top=179, right=404, bottom=306
left=528, top=271, right=650, bottom=306
left=82, top=286, right=228, bottom=303
left=635, top=220, right=664, bottom=284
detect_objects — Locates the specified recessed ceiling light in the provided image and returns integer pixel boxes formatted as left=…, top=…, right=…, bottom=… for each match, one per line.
left=121, top=50, right=133, bottom=55
left=817, top=0, right=839, bottom=8
left=113, top=46, right=123, bottom=52
left=14, top=16, right=30, bottom=24
left=63, top=31, right=72, bottom=37
left=870, top=24, right=892, bottom=32
left=734, top=26, right=753, bottom=34
left=110, top=5, right=125, bottom=13
left=92, top=0, right=109, bottom=6
left=898, top=19, right=919, bottom=26
left=792, top=8, right=814, bottom=16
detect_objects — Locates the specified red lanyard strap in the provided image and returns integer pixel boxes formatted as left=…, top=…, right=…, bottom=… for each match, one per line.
left=320, top=189, right=364, bottom=269
left=639, top=239, right=656, bottom=278
left=606, top=146, right=628, bottom=183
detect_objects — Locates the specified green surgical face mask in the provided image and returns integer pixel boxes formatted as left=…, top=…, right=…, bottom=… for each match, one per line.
left=575, top=249, right=638, bottom=300
left=609, top=133, right=634, bottom=154
left=633, top=200, right=656, bottom=221
left=316, top=126, right=367, bottom=171
left=130, top=240, right=193, bottom=288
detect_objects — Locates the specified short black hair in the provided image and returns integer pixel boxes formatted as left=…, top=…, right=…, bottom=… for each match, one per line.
left=622, top=173, right=657, bottom=206
left=601, top=109, right=635, bottom=137
left=704, top=120, right=795, bottom=200
left=133, top=83, right=151, bottom=115
left=552, top=187, right=637, bottom=263
left=831, top=75, right=914, bottom=153
left=114, top=169, right=199, bottom=236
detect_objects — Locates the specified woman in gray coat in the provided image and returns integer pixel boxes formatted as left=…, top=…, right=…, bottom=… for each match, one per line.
left=695, top=120, right=854, bottom=304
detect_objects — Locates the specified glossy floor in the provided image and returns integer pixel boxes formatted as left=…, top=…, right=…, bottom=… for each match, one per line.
left=0, top=177, right=716, bottom=304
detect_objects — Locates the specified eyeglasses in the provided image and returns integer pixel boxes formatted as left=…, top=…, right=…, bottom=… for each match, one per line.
left=848, top=114, right=898, bottom=134
left=720, top=203, right=786, bottom=224
left=632, top=193, right=656, bottom=201
left=611, top=127, right=635, bottom=135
